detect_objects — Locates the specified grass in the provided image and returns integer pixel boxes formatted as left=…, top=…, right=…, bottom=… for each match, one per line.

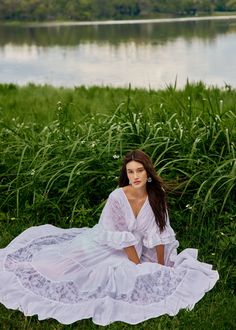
left=0, top=82, right=235, bottom=329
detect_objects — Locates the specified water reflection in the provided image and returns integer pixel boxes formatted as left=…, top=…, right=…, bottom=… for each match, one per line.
left=0, top=18, right=236, bottom=88
left=1, top=19, right=236, bottom=46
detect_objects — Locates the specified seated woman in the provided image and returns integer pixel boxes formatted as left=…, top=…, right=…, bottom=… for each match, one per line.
left=0, top=149, right=219, bottom=326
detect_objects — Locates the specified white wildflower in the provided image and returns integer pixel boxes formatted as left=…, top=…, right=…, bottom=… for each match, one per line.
left=186, top=204, right=193, bottom=210
left=113, top=154, right=120, bottom=159
left=30, top=169, right=35, bottom=176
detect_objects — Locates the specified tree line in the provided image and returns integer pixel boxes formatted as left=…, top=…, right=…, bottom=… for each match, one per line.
left=0, top=0, right=236, bottom=21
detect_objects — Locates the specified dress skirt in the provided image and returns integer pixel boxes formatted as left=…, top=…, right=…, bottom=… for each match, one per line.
left=0, top=224, right=219, bottom=325
left=0, top=188, right=219, bottom=325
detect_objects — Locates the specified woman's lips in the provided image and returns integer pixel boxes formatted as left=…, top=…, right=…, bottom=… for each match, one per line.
left=133, top=181, right=141, bottom=184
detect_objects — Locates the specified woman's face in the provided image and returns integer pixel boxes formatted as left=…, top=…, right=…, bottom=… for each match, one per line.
left=126, top=160, right=148, bottom=189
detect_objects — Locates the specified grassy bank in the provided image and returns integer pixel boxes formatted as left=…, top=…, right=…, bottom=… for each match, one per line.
left=0, top=82, right=235, bottom=329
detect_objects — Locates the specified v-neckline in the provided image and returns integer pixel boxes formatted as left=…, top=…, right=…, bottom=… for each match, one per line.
left=120, top=187, right=148, bottom=219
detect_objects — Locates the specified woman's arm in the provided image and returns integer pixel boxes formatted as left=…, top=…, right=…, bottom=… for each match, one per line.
left=124, top=246, right=140, bottom=264
left=156, top=244, right=165, bottom=265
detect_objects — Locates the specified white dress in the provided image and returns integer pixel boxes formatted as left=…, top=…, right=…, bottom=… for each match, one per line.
left=0, top=188, right=219, bottom=326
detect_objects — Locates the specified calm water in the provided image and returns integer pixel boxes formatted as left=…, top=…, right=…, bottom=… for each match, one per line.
left=1, top=17, right=236, bottom=89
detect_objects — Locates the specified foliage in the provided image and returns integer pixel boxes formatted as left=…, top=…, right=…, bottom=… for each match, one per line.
left=1, top=0, right=236, bottom=22
left=0, top=82, right=235, bottom=328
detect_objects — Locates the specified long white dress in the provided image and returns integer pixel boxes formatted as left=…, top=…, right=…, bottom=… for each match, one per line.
left=0, top=188, right=219, bottom=326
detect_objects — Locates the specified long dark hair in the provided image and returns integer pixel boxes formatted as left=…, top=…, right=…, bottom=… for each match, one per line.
left=119, top=150, right=167, bottom=232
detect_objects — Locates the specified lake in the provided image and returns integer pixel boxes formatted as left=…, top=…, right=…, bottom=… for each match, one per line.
left=1, top=16, right=236, bottom=89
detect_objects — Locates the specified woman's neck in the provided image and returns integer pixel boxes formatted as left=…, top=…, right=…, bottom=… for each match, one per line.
left=129, top=185, right=147, bottom=199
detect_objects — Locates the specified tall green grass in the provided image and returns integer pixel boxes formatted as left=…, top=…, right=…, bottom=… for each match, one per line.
left=0, top=82, right=235, bottom=329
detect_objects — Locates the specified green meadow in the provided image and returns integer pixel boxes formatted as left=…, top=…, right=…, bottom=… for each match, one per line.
left=0, top=82, right=235, bottom=329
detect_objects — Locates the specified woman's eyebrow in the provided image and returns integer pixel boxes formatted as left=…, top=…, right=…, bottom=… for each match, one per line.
left=127, top=166, right=144, bottom=171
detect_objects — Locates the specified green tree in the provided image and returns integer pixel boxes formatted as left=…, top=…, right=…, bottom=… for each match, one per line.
left=226, top=0, right=236, bottom=10
left=0, top=0, right=235, bottom=22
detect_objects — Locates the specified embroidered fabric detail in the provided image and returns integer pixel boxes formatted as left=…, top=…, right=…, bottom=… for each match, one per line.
left=4, top=233, right=186, bottom=305
left=99, top=195, right=128, bottom=231
left=5, top=233, right=79, bottom=270
left=115, top=268, right=186, bottom=304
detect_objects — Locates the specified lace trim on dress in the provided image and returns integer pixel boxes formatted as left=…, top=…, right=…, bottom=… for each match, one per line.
left=92, top=225, right=139, bottom=249
left=4, top=234, right=186, bottom=305
left=115, top=268, right=185, bottom=304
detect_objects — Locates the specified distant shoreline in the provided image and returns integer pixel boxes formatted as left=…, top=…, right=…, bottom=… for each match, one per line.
left=1, top=14, right=236, bottom=27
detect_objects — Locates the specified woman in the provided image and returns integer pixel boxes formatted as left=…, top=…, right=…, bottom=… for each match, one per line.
left=0, top=150, right=219, bottom=326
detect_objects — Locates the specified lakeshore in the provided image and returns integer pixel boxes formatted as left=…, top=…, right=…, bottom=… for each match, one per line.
left=1, top=13, right=236, bottom=26
left=1, top=16, right=236, bottom=89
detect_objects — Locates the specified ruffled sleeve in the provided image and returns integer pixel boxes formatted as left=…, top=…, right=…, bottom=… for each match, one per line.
left=143, top=212, right=177, bottom=249
left=94, top=191, right=139, bottom=250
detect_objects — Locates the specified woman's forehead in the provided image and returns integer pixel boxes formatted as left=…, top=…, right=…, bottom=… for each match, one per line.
left=126, top=161, right=144, bottom=170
